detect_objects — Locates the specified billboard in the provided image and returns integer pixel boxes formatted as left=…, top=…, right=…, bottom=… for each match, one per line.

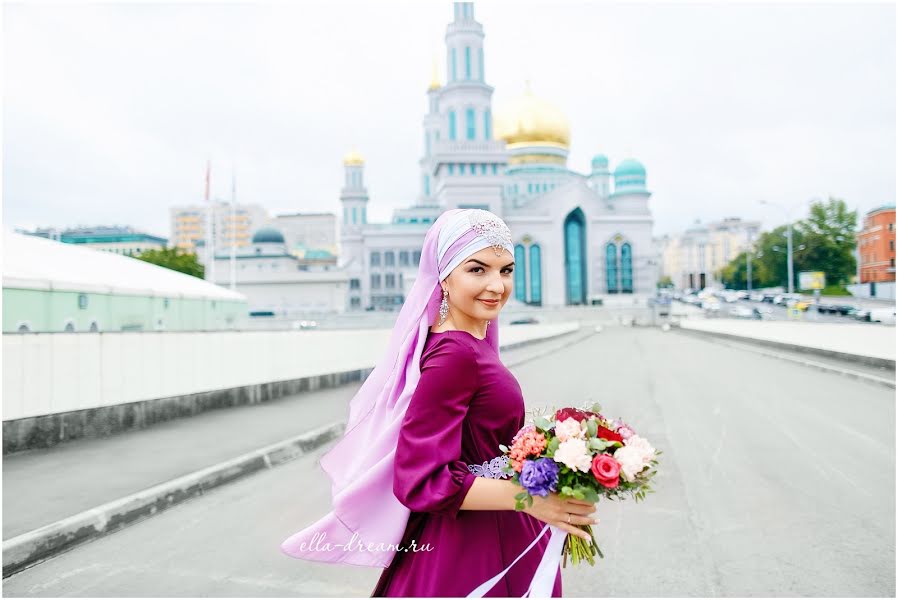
left=798, top=271, right=826, bottom=290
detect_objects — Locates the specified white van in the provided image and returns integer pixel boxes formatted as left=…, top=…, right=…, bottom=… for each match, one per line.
left=868, top=307, right=896, bottom=325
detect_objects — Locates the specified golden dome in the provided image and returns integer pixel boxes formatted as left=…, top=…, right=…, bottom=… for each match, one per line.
left=343, top=149, right=365, bottom=166
left=494, top=86, right=571, bottom=149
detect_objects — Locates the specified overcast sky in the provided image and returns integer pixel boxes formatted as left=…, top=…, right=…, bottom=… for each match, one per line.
left=3, top=1, right=895, bottom=239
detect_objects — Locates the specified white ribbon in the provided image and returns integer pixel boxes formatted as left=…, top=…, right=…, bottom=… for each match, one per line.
left=466, top=524, right=566, bottom=598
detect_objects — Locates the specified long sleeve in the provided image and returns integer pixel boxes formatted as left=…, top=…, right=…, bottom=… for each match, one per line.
left=393, top=336, right=479, bottom=519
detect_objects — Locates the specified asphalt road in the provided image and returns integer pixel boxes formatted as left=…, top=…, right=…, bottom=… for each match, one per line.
left=4, top=327, right=894, bottom=597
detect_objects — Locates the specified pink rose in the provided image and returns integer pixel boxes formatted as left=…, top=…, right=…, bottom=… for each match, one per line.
left=590, top=454, right=621, bottom=489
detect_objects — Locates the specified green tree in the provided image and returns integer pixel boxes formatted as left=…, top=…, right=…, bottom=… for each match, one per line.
left=136, top=247, right=205, bottom=279
left=658, top=275, right=673, bottom=288
left=794, top=197, right=857, bottom=286
left=717, top=250, right=769, bottom=289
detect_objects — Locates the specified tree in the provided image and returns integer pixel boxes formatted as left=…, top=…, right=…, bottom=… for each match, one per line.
left=658, top=275, right=673, bottom=288
left=718, top=250, right=768, bottom=289
left=137, top=247, right=205, bottom=279
left=794, top=197, right=857, bottom=286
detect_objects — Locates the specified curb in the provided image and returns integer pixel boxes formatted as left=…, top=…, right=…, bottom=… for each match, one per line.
left=672, top=328, right=895, bottom=390
left=674, top=324, right=895, bottom=370
left=1, top=422, right=345, bottom=578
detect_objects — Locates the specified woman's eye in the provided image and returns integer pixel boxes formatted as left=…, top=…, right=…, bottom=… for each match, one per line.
left=471, top=267, right=514, bottom=274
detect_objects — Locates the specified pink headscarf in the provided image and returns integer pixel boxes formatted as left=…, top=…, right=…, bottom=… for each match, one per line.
left=280, top=208, right=514, bottom=568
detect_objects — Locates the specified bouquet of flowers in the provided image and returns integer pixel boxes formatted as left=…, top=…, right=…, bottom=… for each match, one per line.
left=499, top=402, right=660, bottom=567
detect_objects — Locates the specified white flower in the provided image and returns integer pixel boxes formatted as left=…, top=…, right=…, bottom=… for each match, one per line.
left=554, top=417, right=584, bottom=442
left=624, top=435, right=656, bottom=463
left=612, top=446, right=646, bottom=482
left=613, top=435, right=656, bottom=482
left=553, top=438, right=592, bottom=472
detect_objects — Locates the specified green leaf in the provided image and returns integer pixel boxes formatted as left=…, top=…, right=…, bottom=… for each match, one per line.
left=589, top=438, right=608, bottom=451
left=534, top=416, right=552, bottom=431
left=585, top=418, right=598, bottom=438
left=580, top=486, right=600, bottom=503
left=590, top=402, right=603, bottom=414
left=498, top=444, right=509, bottom=453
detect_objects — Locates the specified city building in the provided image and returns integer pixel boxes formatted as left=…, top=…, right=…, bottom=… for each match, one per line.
left=659, top=217, right=761, bottom=290
left=340, top=2, right=658, bottom=311
left=170, top=201, right=269, bottom=255
left=857, top=204, right=896, bottom=297
left=3, top=231, right=246, bottom=333
left=270, top=212, right=338, bottom=261
left=21, top=226, right=167, bottom=257
left=202, top=227, right=348, bottom=316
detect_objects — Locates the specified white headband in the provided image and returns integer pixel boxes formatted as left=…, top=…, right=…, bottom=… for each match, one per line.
left=437, top=209, right=514, bottom=281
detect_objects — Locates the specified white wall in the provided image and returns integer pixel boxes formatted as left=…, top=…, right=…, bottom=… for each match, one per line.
left=848, top=281, right=896, bottom=300
left=2, top=323, right=578, bottom=421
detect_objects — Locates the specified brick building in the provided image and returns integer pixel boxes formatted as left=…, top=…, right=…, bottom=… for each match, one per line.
left=858, top=205, right=896, bottom=284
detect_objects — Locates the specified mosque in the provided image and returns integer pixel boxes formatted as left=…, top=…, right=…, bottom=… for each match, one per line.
left=340, top=1, right=657, bottom=311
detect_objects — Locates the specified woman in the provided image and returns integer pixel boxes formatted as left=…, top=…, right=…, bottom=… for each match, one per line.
left=280, top=209, right=598, bottom=597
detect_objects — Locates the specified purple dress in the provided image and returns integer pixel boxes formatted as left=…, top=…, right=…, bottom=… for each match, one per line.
left=371, top=329, right=563, bottom=598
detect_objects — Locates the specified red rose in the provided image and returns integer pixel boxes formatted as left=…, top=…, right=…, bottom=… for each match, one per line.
left=595, top=424, right=624, bottom=444
left=554, top=407, right=599, bottom=423
left=591, top=454, right=621, bottom=489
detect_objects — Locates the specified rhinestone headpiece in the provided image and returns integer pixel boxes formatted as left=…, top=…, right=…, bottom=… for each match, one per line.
left=468, top=210, right=513, bottom=256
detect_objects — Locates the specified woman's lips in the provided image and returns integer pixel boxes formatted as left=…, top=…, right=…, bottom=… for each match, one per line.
left=479, top=299, right=499, bottom=307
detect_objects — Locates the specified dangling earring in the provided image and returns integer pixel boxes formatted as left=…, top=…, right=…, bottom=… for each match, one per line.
left=439, top=289, right=449, bottom=325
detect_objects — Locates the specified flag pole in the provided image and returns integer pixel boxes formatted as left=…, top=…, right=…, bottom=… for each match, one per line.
left=230, top=167, right=237, bottom=291
left=205, top=160, right=216, bottom=282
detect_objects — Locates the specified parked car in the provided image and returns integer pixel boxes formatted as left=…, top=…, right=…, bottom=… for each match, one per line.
left=869, top=308, right=896, bottom=325
left=835, top=304, right=856, bottom=316
left=849, top=308, right=871, bottom=322
left=787, top=300, right=811, bottom=311
left=509, top=317, right=540, bottom=325
left=729, top=306, right=754, bottom=318
left=702, top=299, right=721, bottom=312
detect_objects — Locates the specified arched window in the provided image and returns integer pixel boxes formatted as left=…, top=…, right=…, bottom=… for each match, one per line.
left=514, top=244, right=526, bottom=302
left=465, top=108, right=475, bottom=140
left=564, top=209, right=587, bottom=305
left=448, top=111, right=457, bottom=140
left=621, top=243, right=633, bottom=293
left=484, top=109, right=492, bottom=139
left=606, top=243, right=619, bottom=293
left=465, top=46, right=472, bottom=80
left=479, top=47, right=485, bottom=81
left=529, top=244, right=542, bottom=305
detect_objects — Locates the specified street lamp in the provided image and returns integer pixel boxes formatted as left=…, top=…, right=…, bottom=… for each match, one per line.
left=760, top=199, right=813, bottom=293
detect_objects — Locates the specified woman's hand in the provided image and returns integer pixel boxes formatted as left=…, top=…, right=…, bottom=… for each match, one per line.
left=522, top=492, right=598, bottom=540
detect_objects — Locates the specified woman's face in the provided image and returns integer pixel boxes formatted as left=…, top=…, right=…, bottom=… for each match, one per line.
left=442, top=246, right=515, bottom=325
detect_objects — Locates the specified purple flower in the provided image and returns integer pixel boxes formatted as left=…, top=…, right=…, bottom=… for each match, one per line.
left=520, top=458, right=559, bottom=497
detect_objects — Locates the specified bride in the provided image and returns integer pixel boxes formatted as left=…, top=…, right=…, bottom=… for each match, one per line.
left=281, top=209, right=598, bottom=597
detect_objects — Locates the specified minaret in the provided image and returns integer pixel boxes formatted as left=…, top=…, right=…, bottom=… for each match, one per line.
left=340, top=150, right=368, bottom=229
left=428, top=2, right=508, bottom=215
left=589, top=154, right=611, bottom=198
left=418, top=58, right=442, bottom=205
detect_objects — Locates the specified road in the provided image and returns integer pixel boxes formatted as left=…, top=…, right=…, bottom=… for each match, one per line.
left=4, top=326, right=894, bottom=597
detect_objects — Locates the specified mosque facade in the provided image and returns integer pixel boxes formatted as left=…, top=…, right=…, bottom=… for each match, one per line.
left=340, top=2, right=658, bottom=311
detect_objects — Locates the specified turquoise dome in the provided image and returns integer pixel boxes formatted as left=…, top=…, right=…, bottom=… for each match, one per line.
left=613, top=158, right=646, bottom=177
left=252, top=227, right=285, bottom=244
left=591, top=154, right=609, bottom=168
